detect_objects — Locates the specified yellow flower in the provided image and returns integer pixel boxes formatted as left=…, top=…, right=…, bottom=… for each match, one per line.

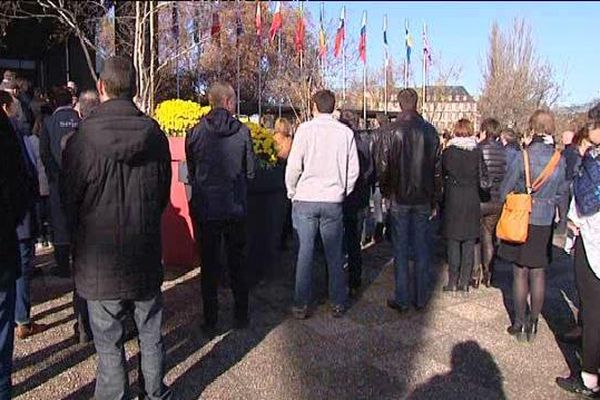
left=154, top=99, right=211, bottom=137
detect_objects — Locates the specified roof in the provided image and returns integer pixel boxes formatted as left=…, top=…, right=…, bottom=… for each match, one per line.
left=399, top=85, right=476, bottom=103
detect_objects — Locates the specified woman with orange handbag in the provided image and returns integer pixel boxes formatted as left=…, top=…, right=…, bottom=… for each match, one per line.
left=497, top=110, right=567, bottom=343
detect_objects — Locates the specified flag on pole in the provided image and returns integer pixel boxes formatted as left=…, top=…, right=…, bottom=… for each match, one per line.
left=383, top=15, right=389, bottom=67
left=318, top=3, right=327, bottom=60
left=255, top=0, right=262, bottom=45
left=236, top=6, right=244, bottom=39
left=358, top=11, right=367, bottom=63
left=405, top=21, right=413, bottom=66
left=334, top=6, right=345, bottom=58
left=269, top=1, right=283, bottom=42
left=423, top=23, right=432, bottom=67
left=295, top=7, right=306, bottom=55
left=211, top=10, right=221, bottom=44
left=171, top=2, right=179, bottom=41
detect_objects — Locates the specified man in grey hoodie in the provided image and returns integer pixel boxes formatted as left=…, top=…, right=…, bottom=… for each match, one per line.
left=286, top=90, right=359, bottom=319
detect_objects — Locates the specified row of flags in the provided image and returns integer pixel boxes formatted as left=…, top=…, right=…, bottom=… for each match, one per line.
left=173, top=1, right=432, bottom=69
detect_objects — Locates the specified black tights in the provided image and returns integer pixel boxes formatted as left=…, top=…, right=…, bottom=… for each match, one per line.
left=512, top=264, right=545, bottom=326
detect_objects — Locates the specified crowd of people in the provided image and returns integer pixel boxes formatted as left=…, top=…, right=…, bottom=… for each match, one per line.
left=1, top=54, right=600, bottom=399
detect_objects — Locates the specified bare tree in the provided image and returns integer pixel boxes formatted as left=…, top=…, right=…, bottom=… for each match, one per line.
left=478, top=18, right=563, bottom=133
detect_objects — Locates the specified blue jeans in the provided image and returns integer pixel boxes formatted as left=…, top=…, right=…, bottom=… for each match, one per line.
left=0, top=284, right=15, bottom=400
left=292, top=201, right=347, bottom=307
left=15, top=239, right=34, bottom=325
left=88, top=293, right=171, bottom=400
left=389, top=203, right=432, bottom=308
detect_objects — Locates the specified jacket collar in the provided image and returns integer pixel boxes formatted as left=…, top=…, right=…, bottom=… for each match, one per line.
left=92, top=98, right=141, bottom=117
left=397, top=110, right=423, bottom=123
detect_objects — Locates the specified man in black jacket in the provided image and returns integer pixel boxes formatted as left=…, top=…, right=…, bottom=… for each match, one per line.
left=473, top=118, right=507, bottom=288
left=373, top=88, right=440, bottom=312
left=186, top=82, right=255, bottom=336
left=63, top=56, right=172, bottom=400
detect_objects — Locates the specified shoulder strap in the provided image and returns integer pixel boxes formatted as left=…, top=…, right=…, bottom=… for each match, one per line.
left=523, top=150, right=532, bottom=194
left=531, top=150, right=561, bottom=193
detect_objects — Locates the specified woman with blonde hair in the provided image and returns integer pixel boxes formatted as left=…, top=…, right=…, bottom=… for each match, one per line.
left=273, top=117, right=292, bottom=160
left=498, top=109, right=567, bottom=342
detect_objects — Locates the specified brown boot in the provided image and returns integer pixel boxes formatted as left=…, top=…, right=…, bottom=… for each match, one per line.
left=15, top=322, right=46, bottom=340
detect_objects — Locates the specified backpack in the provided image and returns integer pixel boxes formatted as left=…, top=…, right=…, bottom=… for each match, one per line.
left=573, top=149, right=600, bottom=217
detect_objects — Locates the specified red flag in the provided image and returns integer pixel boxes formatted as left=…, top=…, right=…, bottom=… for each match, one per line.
left=211, top=11, right=221, bottom=43
left=295, top=9, right=305, bottom=55
left=358, top=11, right=367, bottom=63
left=334, top=7, right=345, bottom=58
left=255, top=0, right=262, bottom=44
left=269, top=1, right=283, bottom=42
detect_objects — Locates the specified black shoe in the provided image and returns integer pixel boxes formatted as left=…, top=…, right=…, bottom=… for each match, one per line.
left=482, top=271, right=492, bottom=288
left=387, top=299, right=409, bottom=314
left=527, top=318, right=539, bottom=343
left=442, top=284, right=457, bottom=292
left=556, top=376, right=600, bottom=398
left=458, top=285, right=470, bottom=293
left=331, top=304, right=345, bottom=318
left=292, top=305, right=309, bottom=320
left=507, top=324, right=527, bottom=342
left=557, top=327, right=583, bottom=345
left=201, top=323, right=218, bottom=339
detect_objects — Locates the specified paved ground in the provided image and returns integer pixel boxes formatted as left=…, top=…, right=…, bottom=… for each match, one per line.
left=14, top=235, right=581, bottom=399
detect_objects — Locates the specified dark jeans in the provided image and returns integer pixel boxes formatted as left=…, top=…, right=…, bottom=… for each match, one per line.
left=344, top=207, right=366, bottom=290
left=0, top=284, right=15, bottom=400
left=292, top=201, right=346, bottom=307
left=15, top=239, right=34, bottom=325
left=447, top=239, right=476, bottom=287
left=473, top=213, right=499, bottom=281
left=389, top=203, right=431, bottom=308
left=35, top=196, right=51, bottom=244
left=88, top=293, right=171, bottom=400
left=197, top=219, right=248, bottom=324
left=575, top=238, right=600, bottom=374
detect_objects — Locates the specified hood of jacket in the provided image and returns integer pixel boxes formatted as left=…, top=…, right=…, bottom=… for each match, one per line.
left=447, top=136, right=478, bottom=151
left=82, top=98, right=166, bottom=163
left=203, top=108, right=243, bottom=137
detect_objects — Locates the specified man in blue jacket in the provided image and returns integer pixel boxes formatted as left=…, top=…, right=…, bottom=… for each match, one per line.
left=186, top=82, right=256, bottom=337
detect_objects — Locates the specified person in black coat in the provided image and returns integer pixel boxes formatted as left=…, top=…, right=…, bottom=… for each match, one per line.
left=62, top=56, right=172, bottom=399
left=0, top=94, right=29, bottom=400
left=443, top=119, right=489, bottom=293
left=472, top=118, right=507, bottom=288
left=186, top=82, right=256, bottom=336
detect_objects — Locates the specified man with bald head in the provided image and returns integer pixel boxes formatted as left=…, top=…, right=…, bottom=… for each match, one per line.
left=186, top=82, right=255, bottom=337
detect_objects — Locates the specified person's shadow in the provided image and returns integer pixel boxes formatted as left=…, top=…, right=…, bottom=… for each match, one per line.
left=409, top=341, right=507, bottom=399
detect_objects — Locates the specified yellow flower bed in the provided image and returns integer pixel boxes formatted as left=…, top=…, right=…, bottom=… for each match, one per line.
left=245, top=121, right=279, bottom=168
left=154, top=99, right=211, bottom=137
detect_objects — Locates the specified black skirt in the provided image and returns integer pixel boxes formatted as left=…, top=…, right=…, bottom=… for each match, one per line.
left=498, top=224, right=553, bottom=268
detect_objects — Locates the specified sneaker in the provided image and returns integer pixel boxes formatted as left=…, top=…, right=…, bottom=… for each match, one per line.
left=292, top=305, right=309, bottom=320
left=386, top=299, right=409, bottom=314
left=15, top=322, right=46, bottom=340
left=331, top=304, right=345, bottom=318
left=556, top=375, right=600, bottom=398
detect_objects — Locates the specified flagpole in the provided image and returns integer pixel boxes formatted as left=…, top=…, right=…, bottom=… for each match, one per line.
left=236, top=0, right=241, bottom=115
left=173, top=2, right=180, bottom=98
left=363, top=11, right=367, bottom=127
left=404, top=19, right=408, bottom=89
left=278, top=29, right=282, bottom=119
left=257, top=1, right=262, bottom=120
left=299, top=1, right=305, bottom=120
left=422, top=22, right=427, bottom=117
left=384, top=15, right=388, bottom=115
left=342, top=6, right=346, bottom=107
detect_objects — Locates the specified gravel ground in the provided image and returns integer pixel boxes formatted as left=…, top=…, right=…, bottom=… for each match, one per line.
left=13, top=236, right=580, bottom=399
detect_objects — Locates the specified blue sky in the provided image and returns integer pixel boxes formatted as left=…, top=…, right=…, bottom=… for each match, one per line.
left=300, top=1, right=599, bottom=106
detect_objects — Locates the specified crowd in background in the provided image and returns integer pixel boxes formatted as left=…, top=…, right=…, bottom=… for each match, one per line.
left=1, top=55, right=600, bottom=400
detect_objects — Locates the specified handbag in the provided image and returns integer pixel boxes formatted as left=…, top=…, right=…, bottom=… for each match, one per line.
left=496, top=150, right=561, bottom=244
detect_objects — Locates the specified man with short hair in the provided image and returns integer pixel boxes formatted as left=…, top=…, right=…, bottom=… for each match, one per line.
left=63, top=56, right=172, bottom=400
left=186, top=82, right=255, bottom=336
left=286, top=90, right=359, bottom=319
left=472, top=118, right=506, bottom=288
left=373, top=88, right=440, bottom=312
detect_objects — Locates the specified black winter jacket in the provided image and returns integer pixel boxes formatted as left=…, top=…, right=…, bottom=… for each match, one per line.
left=373, top=111, right=440, bottom=206
left=186, top=108, right=256, bottom=222
left=40, top=106, right=80, bottom=182
left=344, top=129, right=376, bottom=212
left=478, top=138, right=507, bottom=214
left=62, top=99, right=172, bottom=300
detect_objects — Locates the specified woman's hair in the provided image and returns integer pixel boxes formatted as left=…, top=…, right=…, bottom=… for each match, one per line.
left=501, top=128, right=518, bottom=144
left=573, top=126, right=590, bottom=146
left=453, top=118, right=474, bottom=138
left=274, top=117, right=292, bottom=137
left=528, top=109, right=555, bottom=135
left=0, top=90, right=14, bottom=110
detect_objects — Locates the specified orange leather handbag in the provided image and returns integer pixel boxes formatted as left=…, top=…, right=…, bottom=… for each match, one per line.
left=496, top=150, right=561, bottom=244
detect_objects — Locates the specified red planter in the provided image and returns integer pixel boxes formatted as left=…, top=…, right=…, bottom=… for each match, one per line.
left=161, top=137, right=198, bottom=267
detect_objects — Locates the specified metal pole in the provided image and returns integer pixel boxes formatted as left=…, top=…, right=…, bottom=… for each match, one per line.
left=278, top=30, right=282, bottom=119
left=384, top=15, right=387, bottom=115
left=422, top=22, right=427, bottom=117
left=236, top=0, right=241, bottom=115
left=65, top=37, right=70, bottom=82
left=258, top=55, right=262, bottom=119
left=363, top=12, right=367, bottom=126
left=342, top=6, right=346, bottom=106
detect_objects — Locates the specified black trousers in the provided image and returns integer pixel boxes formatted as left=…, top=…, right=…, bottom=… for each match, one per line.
left=575, top=238, right=600, bottom=374
left=197, top=219, right=248, bottom=325
left=474, top=213, right=500, bottom=280
left=447, top=239, right=475, bottom=287
left=343, top=207, right=366, bottom=290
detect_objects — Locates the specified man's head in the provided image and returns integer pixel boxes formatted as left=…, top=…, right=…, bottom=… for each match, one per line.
left=208, top=82, right=236, bottom=113
left=2, top=70, right=15, bottom=83
left=340, top=110, right=359, bottom=130
left=311, top=90, right=336, bottom=115
left=50, top=86, right=73, bottom=108
left=480, top=118, right=501, bottom=140
left=397, top=88, right=418, bottom=112
left=500, top=128, right=518, bottom=146
left=375, top=112, right=390, bottom=128
left=97, top=56, right=136, bottom=102
left=588, top=103, right=600, bottom=145
left=67, top=81, right=78, bottom=94
left=78, top=90, right=100, bottom=119
left=15, top=78, right=30, bottom=94
left=528, top=109, right=555, bottom=136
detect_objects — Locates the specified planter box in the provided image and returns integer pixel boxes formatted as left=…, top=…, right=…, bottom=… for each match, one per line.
left=161, top=137, right=198, bottom=267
